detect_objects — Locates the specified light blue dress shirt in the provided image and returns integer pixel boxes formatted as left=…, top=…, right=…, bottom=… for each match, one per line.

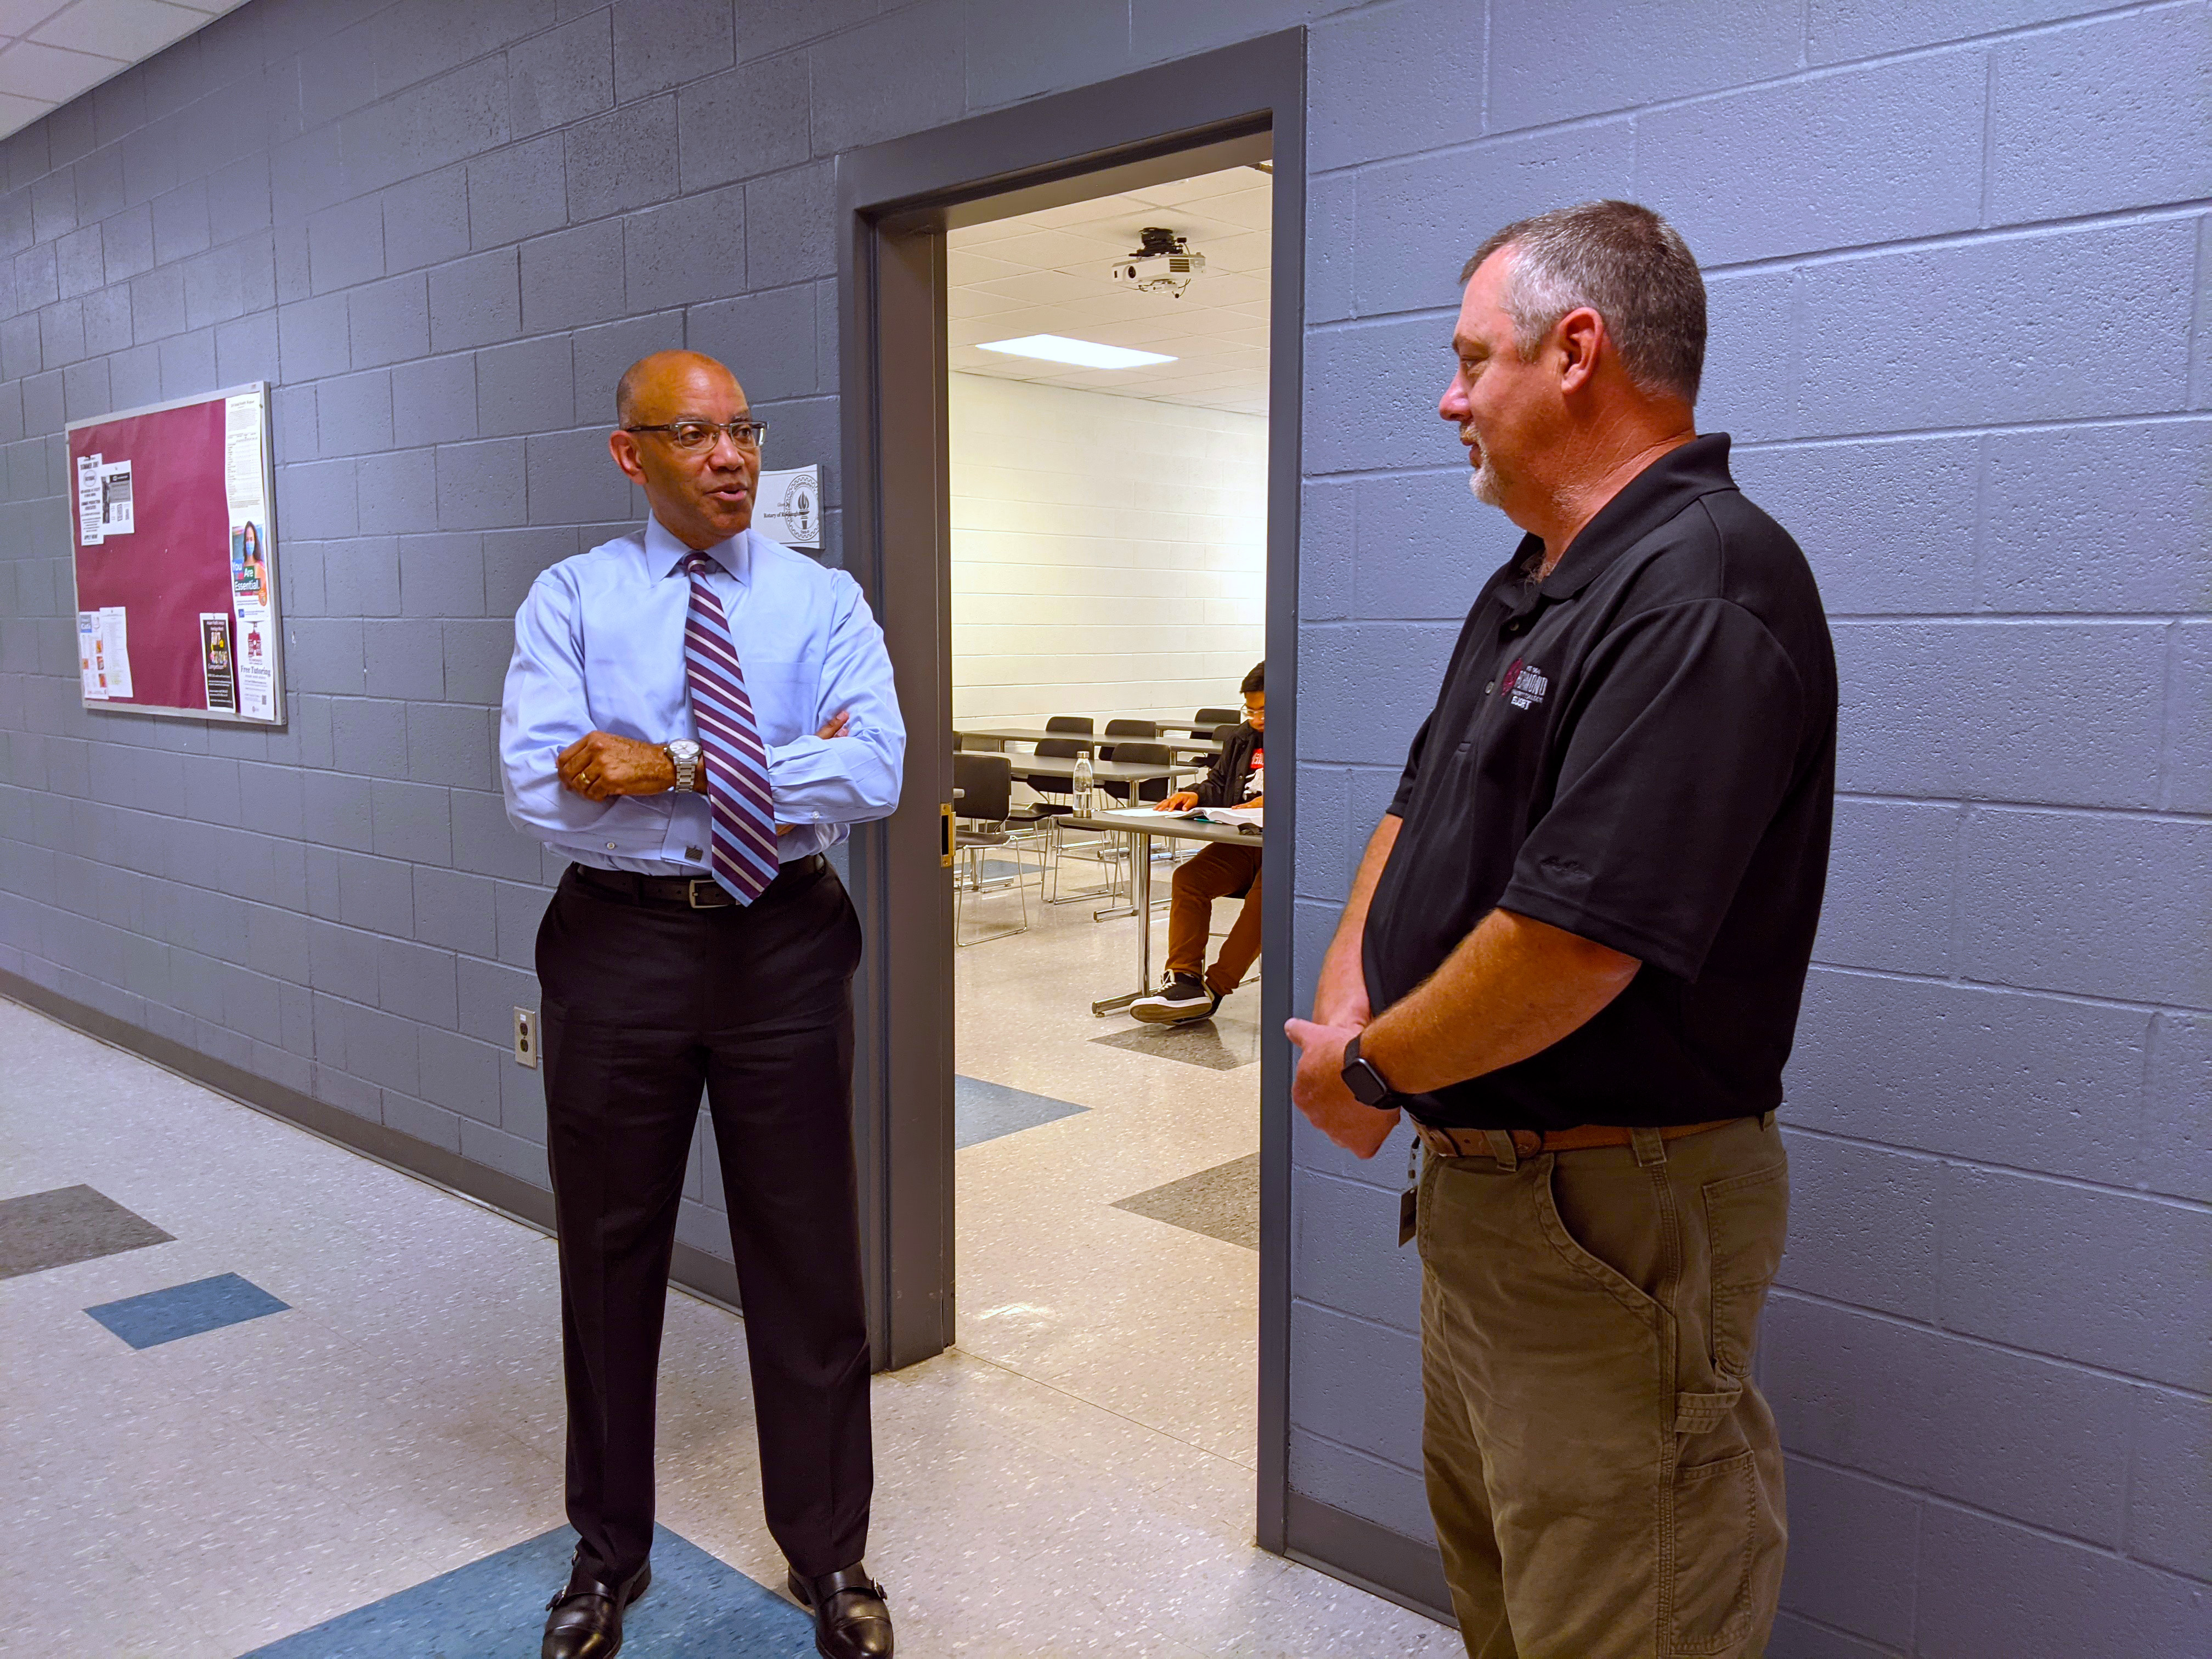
left=499, top=517, right=906, bottom=874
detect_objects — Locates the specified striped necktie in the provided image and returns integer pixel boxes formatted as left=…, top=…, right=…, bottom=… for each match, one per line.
left=681, top=551, right=780, bottom=902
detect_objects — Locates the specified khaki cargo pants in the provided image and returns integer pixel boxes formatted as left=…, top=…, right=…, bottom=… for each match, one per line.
left=1417, top=1115, right=1790, bottom=1659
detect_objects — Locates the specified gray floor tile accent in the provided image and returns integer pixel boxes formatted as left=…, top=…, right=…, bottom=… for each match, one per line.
left=954, top=1075, right=1088, bottom=1149
left=1091, top=1017, right=1257, bottom=1071
left=0, top=1183, right=173, bottom=1280
left=1113, top=1154, right=1260, bottom=1250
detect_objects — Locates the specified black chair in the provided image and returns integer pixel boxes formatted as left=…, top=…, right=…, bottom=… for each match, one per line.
left=951, top=751, right=1039, bottom=942
left=1098, top=741, right=1175, bottom=806
left=1045, top=715, right=1094, bottom=735
left=957, top=733, right=1006, bottom=752
left=1212, top=724, right=1241, bottom=746
left=1193, top=707, right=1239, bottom=729
left=1023, top=737, right=1087, bottom=810
left=1099, top=716, right=1156, bottom=763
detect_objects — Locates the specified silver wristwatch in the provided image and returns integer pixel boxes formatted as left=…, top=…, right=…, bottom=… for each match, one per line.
left=665, top=738, right=702, bottom=792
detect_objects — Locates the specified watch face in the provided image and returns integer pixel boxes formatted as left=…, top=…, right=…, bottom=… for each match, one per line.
left=1344, top=1060, right=1391, bottom=1107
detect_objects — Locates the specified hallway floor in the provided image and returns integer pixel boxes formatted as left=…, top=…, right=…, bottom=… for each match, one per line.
left=1, top=949, right=1452, bottom=1654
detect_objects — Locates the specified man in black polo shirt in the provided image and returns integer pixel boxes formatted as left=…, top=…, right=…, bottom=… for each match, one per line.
left=1287, top=201, right=1835, bottom=1657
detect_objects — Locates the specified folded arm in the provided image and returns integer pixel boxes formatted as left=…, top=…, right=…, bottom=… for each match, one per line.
left=766, top=575, right=906, bottom=828
left=499, top=571, right=670, bottom=855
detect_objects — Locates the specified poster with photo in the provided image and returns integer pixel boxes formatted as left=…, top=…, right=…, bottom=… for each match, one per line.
left=200, top=614, right=236, bottom=713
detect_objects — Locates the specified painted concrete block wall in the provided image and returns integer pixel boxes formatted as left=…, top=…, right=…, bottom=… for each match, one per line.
left=0, top=1, right=2203, bottom=1649
left=947, top=373, right=1267, bottom=729
left=1291, top=4, right=2211, bottom=1655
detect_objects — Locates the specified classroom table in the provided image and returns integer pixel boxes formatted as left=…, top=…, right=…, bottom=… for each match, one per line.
left=1000, top=753, right=1197, bottom=788
left=1063, top=808, right=1263, bottom=1015
left=1149, top=718, right=1228, bottom=736
left=953, top=723, right=1222, bottom=758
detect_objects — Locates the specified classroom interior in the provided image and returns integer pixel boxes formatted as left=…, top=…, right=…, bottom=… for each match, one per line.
left=942, top=165, right=1274, bottom=1480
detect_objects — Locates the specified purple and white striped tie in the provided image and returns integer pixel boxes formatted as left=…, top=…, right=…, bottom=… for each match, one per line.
left=681, top=551, right=780, bottom=903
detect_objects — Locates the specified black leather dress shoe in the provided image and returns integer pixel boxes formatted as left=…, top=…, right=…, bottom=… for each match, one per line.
left=541, top=1556, right=651, bottom=1659
left=788, top=1563, right=894, bottom=1657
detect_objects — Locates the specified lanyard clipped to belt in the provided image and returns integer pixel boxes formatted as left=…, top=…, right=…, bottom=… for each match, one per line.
left=1398, top=1134, right=1421, bottom=1248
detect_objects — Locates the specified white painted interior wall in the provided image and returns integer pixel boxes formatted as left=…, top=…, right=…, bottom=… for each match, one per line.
left=948, top=373, right=1267, bottom=732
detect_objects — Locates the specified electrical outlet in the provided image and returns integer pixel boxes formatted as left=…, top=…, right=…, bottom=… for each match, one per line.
left=514, top=1007, right=538, bottom=1068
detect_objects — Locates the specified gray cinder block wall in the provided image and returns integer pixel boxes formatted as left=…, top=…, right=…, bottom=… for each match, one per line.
left=0, top=2, right=2203, bottom=1651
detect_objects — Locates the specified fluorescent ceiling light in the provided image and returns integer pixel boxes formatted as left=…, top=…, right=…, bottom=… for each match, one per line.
left=975, top=334, right=1177, bottom=370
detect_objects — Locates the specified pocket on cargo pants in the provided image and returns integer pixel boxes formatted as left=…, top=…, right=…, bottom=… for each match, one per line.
left=1665, top=1152, right=1788, bottom=1657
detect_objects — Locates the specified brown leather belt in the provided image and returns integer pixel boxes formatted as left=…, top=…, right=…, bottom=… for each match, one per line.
left=1415, top=1116, right=1747, bottom=1161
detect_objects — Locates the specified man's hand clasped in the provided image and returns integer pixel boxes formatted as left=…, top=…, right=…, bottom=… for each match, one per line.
left=1285, top=983, right=1398, bottom=1160
left=557, top=712, right=854, bottom=831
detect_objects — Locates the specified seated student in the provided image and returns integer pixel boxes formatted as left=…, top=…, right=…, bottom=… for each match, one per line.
left=1130, top=663, right=1265, bottom=1024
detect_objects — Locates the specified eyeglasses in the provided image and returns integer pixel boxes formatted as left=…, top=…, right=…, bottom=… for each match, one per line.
left=622, top=418, right=771, bottom=453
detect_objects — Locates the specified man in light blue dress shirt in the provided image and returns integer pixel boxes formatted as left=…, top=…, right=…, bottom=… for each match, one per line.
left=500, top=350, right=904, bottom=1659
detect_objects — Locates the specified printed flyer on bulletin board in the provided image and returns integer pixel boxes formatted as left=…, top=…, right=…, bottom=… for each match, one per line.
left=66, top=382, right=285, bottom=725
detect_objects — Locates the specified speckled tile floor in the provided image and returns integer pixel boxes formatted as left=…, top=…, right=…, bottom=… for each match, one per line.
left=1, top=906, right=1449, bottom=1655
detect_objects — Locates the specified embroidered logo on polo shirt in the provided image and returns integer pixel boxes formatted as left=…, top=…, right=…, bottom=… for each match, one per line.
left=1499, top=658, right=1549, bottom=710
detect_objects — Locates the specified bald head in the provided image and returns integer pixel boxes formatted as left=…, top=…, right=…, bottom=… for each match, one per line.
left=607, top=349, right=761, bottom=550
left=615, top=349, right=743, bottom=427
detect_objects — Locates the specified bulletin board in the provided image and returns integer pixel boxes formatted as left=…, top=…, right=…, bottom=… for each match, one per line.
left=66, top=382, right=284, bottom=724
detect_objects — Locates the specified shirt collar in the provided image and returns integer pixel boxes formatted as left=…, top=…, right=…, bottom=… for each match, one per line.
left=645, top=514, right=752, bottom=585
left=1530, top=432, right=1739, bottom=601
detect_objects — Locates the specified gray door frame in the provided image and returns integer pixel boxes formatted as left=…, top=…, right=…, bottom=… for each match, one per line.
left=833, top=29, right=1307, bottom=1554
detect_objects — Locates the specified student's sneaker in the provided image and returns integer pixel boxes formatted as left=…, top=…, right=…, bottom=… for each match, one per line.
left=1131, top=973, right=1222, bottom=1024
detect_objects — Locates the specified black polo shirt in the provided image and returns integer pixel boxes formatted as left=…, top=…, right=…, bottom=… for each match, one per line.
left=1362, top=433, right=1836, bottom=1130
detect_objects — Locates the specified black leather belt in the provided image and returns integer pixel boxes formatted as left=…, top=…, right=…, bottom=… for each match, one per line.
left=569, top=854, right=826, bottom=910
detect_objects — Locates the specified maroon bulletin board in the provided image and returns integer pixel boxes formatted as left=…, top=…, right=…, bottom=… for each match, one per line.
left=66, top=382, right=284, bottom=723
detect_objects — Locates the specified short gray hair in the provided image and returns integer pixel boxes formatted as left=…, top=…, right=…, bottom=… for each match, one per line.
left=1460, top=201, right=1706, bottom=404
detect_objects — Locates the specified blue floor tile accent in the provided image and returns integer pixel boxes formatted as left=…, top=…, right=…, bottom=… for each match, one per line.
left=241, top=1525, right=813, bottom=1658
left=85, top=1272, right=289, bottom=1349
left=955, top=1074, right=1088, bottom=1149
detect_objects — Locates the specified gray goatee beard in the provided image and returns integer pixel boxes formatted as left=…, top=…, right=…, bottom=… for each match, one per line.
left=1468, top=458, right=1505, bottom=507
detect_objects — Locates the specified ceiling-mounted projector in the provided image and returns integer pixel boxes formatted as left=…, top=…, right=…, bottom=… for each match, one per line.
left=1111, top=227, right=1206, bottom=297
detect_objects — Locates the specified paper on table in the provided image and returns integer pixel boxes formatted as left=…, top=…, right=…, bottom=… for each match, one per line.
left=1091, top=805, right=1265, bottom=830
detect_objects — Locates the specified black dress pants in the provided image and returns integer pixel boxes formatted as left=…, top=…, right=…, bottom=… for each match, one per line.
left=535, top=857, right=872, bottom=1582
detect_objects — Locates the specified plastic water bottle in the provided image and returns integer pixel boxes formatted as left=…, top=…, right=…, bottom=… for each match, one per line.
left=1073, top=754, right=1094, bottom=810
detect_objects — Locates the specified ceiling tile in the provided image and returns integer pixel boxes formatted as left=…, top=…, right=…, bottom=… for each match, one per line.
left=969, top=267, right=1124, bottom=306
left=981, top=226, right=1129, bottom=271
left=0, top=38, right=126, bottom=104
left=0, top=0, right=248, bottom=143
left=946, top=286, right=1037, bottom=321
left=0, top=1, right=68, bottom=35
left=946, top=248, right=1028, bottom=286
left=0, top=87, right=51, bottom=126
left=32, top=0, right=205, bottom=60
left=947, top=162, right=1272, bottom=415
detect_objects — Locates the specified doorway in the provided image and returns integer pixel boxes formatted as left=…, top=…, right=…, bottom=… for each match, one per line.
left=944, top=160, right=1273, bottom=1466
left=836, top=31, right=1305, bottom=1551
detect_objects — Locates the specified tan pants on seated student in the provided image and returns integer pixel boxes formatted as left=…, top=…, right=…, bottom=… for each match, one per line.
left=1164, top=842, right=1263, bottom=994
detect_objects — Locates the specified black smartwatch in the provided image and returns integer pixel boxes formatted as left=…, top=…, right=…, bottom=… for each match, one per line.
left=1340, top=1033, right=1397, bottom=1108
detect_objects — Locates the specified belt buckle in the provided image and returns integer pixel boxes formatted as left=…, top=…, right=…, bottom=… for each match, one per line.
left=686, top=877, right=722, bottom=909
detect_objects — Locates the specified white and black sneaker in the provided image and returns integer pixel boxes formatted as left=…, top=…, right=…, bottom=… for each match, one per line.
left=1131, top=973, right=1221, bottom=1024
